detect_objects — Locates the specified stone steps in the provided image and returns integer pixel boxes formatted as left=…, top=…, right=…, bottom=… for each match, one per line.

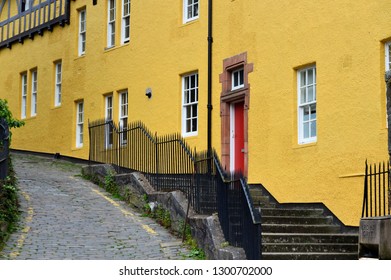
left=262, top=215, right=333, bottom=225
left=262, top=223, right=341, bottom=234
left=262, top=232, right=359, bottom=244
left=261, top=252, right=358, bottom=260
left=249, top=185, right=359, bottom=260
left=262, top=242, right=358, bottom=253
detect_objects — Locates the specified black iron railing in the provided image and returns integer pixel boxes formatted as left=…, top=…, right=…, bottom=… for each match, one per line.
left=213, top=155, right=261, bottom=260
left=88, top=119, right=261, bottom=259
left=0, top=118, right=10, bottom=180
left=89, top=119, right=213, bottom=213
left=0, top=0, right=71, bottom=49
left=362, top=160, right=391, bottom=218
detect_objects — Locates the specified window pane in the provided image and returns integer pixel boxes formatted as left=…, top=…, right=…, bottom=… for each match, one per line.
left=307, top=86, right=314, bottom=102
left=303, top=106, right=310, bottom=121
left=310, top=120, right=317, bottom=137
left=233, top=72, right=239, bottom=87
left=192, top=118, right=197, bottom=132
left=193, top=3, right=199, bottom=17
left=303, top=122, right=309, bottom=139
left=190, top=89, right=196, bottom=102
left=300, top=88, right=306, bottom=104
left=308, top=69, right=314, bottom=84
left=184, top=76, right=189, bottom=90
left=310, top=104, right=316, bottom=120
left=300, top=71, right=306, bottom=86
left=192, top=104, right=197, bottom=117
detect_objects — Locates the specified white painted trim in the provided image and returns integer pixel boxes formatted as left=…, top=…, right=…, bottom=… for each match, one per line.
left=183, top=0, right=199, bottom=24
left=54, top=62, right=62, bottom=107
left=121, top=0, right=130, bottom=44
left=105, top=95, right=113, bottom=149
left=76, top=101, right=84, bottom=148
left=231, top=68, right=244, bottom=91
left=230, top=103, right=235, bottom=173
left=119, top=90, right=128, bottom=144
left=107, top=0, right=116, bottom=48
left=21, top=73, right=27, bottom=119
left=78, top=9, right=86, bottom=56
left=386, top=41, right=391, bottom=71
left=181, top=72, right=199, bottom=137
left=31, top=70, right=37, bottom=117
left=297, top=66, right=317, bottom=145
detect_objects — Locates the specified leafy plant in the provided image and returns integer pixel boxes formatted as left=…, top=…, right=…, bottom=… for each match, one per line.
left=143, top=202, right=172, bottom=229
left=0, top=99, right=25, bottom=143
left=179, top=219, right=206, bottom=260
left=103, top=172, right=122, bottom=199
left=0, top=157, right=20, bottom=250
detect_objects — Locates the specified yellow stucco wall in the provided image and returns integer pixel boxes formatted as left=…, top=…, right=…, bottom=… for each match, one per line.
left=1, top=0, right=390, bottom=226
left=212, top=0, right=390, bottom=226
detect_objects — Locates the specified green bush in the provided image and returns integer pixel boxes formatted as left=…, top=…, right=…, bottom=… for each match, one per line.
left=0, top=157, right=20, bottom=250
left=0, top=99, right=25, bottom=143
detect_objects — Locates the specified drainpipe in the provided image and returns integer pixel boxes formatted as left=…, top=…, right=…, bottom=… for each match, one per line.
left=207, top=0, right=213, bottom=161
left=385, top=70, right=391, bottom=214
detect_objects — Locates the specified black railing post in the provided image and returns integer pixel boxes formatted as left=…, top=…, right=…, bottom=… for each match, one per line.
left=362, top=160, right=391, bottom=218
left=88, top=119, right=91, bottom=165
left=0, top=118, right=10, bottom=180
left=155, top=132, right=159, bottom=190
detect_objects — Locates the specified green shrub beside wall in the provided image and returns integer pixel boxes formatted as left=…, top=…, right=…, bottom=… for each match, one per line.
left=0, top=157, right=19, bottom=250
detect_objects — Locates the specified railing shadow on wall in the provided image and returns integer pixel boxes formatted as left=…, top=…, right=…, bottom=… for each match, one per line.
left=0, top=0, right=71, bottom=49
left=88, top=119, right=262, bottom=259
left=362, top=160, right=391, bottom=218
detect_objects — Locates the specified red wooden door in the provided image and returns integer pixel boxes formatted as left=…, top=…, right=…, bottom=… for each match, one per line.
left=233, top=102, right=245, bottom=173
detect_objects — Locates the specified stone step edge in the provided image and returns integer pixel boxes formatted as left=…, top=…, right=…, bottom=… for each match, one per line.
left=262, top=233, right=359, bottom=237
left=262, top=252, right=358, bottom=256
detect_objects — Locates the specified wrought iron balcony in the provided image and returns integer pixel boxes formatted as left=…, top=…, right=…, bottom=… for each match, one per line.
left=0, top=0, right=70, bottom=49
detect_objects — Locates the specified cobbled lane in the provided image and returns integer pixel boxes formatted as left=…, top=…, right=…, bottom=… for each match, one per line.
left=0, top=152, right=192, bottom=260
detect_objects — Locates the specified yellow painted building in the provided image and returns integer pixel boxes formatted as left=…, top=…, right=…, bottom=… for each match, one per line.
left=1, top=0, right=390, bottom=226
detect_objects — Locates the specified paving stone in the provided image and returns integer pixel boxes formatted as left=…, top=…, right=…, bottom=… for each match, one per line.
left=0, top=152, right=194, bottom=260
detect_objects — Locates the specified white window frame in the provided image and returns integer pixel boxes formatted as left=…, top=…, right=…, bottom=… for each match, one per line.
left=21, top=73, right=27, bottom=119
left=21, top=0, right=30, bottom=12
left=231, top=68, right=244, bottom=90
left=31, top=70, right=37, bottom=117
left=183, top=0, right=199, bottom=23
left=385, top=41, right=391, bottom=127
left=121, top=0, right=130, bottom=44
left=182, top=72, right=199, bottom=137
left=119, top=91, right=128, bottom=145
left=54, top=61, right=62, bottom=107
left=78, top=9, right=86, bottom=56
left=107, top=0, right=116, bottom=48
left=298, top=66, right=317, bottom=144
left=76, top=101, right=84, bottom=148
left=105, top=95, right=114, bottom=148
left=386, top=41, right=391, bottom=71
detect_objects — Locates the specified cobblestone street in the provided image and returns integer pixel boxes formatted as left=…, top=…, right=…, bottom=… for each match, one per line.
left=0, top=152, right=192, bottom=260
